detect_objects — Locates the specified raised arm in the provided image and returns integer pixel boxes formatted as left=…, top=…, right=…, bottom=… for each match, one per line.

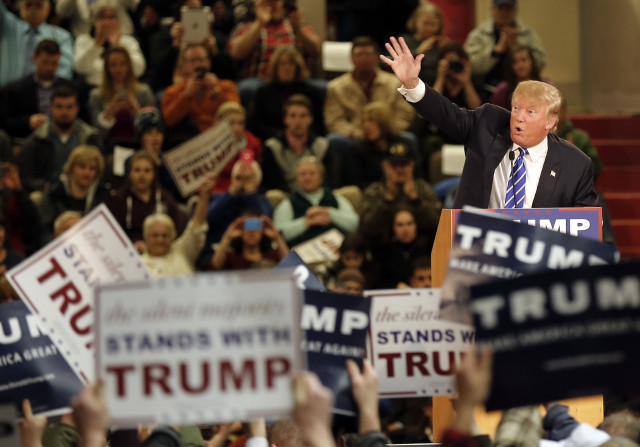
left=379, top=37, right=423, bottom=89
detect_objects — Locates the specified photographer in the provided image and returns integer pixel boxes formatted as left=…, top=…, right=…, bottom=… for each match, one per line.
left=161, top=43, right=240, bottom=142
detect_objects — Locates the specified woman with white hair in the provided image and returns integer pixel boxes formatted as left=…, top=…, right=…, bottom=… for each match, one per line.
left=141, top=175, right=216, bottom=277
left=73, top=0, right=146, bottom=86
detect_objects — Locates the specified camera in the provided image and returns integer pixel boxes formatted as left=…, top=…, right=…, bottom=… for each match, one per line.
left=244, top=218, right=263, bottom=231
left=195, top=66, right=207, bottom=79
left=448, top=60, right=464, bottom=73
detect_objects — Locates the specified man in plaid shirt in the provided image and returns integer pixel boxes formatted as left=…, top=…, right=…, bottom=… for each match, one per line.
left=227, top=0, right=321, bottom=80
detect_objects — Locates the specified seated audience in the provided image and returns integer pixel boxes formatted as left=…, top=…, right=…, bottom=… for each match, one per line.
left=325, top=36, right=415, bottom=139
left=263, top=94, right=339, bottom=192
left=73, top=0, right=146, bottom=87
left=400, top=2, right=449, bottom=86
left=107, top=150, right=183, bottom=252
left=56, top=0, right=137, bottom=37
left=0, top=0, right=73, bottom=88
left=332, top=268, right=366, bottom=296
left=0, top=39, right=66, bottom=140
left=349, top=101, right=423, bottom=189
left=464, top=0, right=546, bottom=100
left=161, top=43, right=240, bottom=140
left=490, top=45, right=545, bottom=110
left=227, top=0, right=321, bottom=105
left=251, top=45, right=326, bottom=140
left=370, top=207, right=433, bottom=289
left=359, top=144, right=441, bottom=247
left=18, top=84, right=101, bottom=193
left=206, top=159, right=272, bottom=245
left=141, top=176, right=215, bottom=277
left=88, top=46, right=155, bottom=148
left=212, top=102, right=262, bottom=194
left=0, top=162, right=41, bottom=255
left=0, top=217, right=25, bottom=276
left=273, top=156, right=359, bottom=247
left=38, top=145, right=109, bottom=243
left=211, top=212, right=289, bottom=270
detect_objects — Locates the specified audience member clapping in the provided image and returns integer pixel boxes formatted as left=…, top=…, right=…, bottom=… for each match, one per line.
left=73, top=0, right=146, bottom=87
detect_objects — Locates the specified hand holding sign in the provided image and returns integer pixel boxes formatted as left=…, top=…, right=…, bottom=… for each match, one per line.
left=346, top=359, right=380, bottom=434
left=71, top=384, right=109, bottom=447
left=451, top=351, right=493, bottom=434
left=293, top=372, right=335, bottom=447
left=18, top=400, right=47, bottom=447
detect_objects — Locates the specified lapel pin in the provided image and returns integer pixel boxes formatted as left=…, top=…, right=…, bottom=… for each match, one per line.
left=551, top=170, right=556, bottom=177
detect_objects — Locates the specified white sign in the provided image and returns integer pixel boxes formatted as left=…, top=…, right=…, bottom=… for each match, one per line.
left=7, top=205, right=151, bottom=383
left=162, top=119, right=237, bottom=197
left=112, top=145, right=135, bottom=177
left=95, top=271, right=303, bottom=426
left=293, top=229, right=344, bottom=265
left=365, top=289, right=475, bottom=398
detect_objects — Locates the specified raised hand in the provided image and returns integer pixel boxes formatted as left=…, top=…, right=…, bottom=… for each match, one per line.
left=380, top=37, right=423, bottom=89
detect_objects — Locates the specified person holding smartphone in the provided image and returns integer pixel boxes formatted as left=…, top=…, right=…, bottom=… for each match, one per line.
left=210, top=212, right=288, bottom=270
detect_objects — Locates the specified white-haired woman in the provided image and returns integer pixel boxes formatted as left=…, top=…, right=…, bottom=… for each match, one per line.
left=141, top=175, right=216, bottom=277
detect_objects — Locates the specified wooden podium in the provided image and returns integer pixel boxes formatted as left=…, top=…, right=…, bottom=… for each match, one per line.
left=429, top=209, right=604, bottom=442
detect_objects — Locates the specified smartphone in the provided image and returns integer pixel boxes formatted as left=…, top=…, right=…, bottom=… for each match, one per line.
left=448, top=60, right=464, bottom=73
left=240, top=149, right=254, bottom=165
left=244, top=218, right=263, bottom=231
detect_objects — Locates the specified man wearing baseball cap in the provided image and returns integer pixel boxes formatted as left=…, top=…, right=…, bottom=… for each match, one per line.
left=464, top=0, right=546, bottom=100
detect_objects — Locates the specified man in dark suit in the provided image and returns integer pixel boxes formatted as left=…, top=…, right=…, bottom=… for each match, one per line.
left=381, top=36, right=598, bottom=210
left=0, top=39, right=63, bottom=140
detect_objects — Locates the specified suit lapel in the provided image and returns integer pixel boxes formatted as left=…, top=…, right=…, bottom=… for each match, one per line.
left=532, top=143, right=560, bottom=207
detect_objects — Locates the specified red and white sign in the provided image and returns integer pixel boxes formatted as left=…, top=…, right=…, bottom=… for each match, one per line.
left=7, top=205, right=150, bottom=383
left=365, top=289, right=474, bottom=398
left=162, top=119, right=237, bottom=197
left=95, top=271, right=303, bottom=426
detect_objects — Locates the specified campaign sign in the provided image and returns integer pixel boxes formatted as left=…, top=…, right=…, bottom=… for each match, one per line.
left=275, top=251, right=326, bottom=291
left=162, top=119, right=236, bottom=197
left=452, top=208, right=603, bottom=241
left=0, top=301, right=82, bottom=417
left=95, top=271, right=303, bottom=426
left=470, top=261, right=640, bottom=411
left=302, top=289, right=370, bottom=416
left=365, top=289, right=474, bottom=398
left=6, top=205, right=150, bottom=384
left=440, top=210, right=618, bottom=324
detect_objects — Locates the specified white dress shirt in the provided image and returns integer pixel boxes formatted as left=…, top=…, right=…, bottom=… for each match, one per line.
left=398, top=78, right=549, bottom=209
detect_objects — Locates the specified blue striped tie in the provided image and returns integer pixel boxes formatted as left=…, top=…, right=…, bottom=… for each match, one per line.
left=505, top=147, right=529, bottom=209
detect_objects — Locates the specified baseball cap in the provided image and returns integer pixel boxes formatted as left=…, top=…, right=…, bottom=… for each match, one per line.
left=134, top=106, right=164, bottom=138
left=385, top=142, right=414, bottom=164
left=494, top=0, right=517, bottom=7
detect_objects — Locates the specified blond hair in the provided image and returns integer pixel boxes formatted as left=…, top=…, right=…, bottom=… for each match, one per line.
left=143, top=213, right=177, bottom=242
left=512, top=80, right=562, bottom=129
left=406, top=3, right=443, bottom=35
left=63, top=145, right=105, bottom=178
left=215, top=101, right=246, bottom=120
left=362, top=101, right=398, bottom=140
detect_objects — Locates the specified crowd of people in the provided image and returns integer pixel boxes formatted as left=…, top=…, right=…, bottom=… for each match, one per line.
left=0, top=0, right=629, bottom=445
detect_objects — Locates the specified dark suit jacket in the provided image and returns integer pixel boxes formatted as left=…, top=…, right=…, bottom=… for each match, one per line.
left=0, top=76, right=69, bottom=139
left=410, top=84, right=598, bottom=209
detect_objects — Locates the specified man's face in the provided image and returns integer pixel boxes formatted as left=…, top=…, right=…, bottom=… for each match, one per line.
left=20, top=0, right=50, bottom=28
left=410, top=267, right=432, bottom=288
left=492, top=4, right=517, bottom=29
left=50, top=96, right=78, bottom=131
left=284, top=104, right=312, bottom=137
left=33, top=52, right=60, bottom=81
left=71, top=160, right=99, bottom=189
left=510, top=94, right=555, bottom=149
left=382, top=159, right=414, bottom=184
left=183, top=46, right=211, bottom=78
left=296, top=162, right=322, bottom=192
left=351, top=45, right=378, bottom=74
